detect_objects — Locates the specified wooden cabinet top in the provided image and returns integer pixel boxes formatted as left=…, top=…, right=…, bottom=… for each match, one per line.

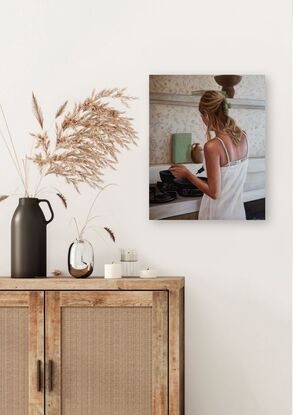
left=0, top=276, right=185, bottom=291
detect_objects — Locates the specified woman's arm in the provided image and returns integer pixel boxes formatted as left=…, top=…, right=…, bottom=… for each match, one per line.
left=169, top=141, right=221, bottom=199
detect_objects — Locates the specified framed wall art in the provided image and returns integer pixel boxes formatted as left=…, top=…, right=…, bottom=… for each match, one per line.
left=149, top=74, right=266, bottom=220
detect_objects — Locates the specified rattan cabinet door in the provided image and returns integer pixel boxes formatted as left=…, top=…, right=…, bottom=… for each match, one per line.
left=45, top=290, right=168, bottom=415
left=0, top=291, right=44, bottom=415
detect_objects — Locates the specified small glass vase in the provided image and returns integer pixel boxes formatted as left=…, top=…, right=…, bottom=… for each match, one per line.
left=68, top=239, right=94, bottom=278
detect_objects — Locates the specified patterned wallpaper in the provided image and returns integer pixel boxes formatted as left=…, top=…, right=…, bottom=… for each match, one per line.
left=149, top=75, right=265, bottom=164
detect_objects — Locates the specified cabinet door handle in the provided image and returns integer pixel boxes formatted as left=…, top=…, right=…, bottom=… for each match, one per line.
left=37, top=360, right=41, bottom=392
left=48, top=360, right=53, bottom=391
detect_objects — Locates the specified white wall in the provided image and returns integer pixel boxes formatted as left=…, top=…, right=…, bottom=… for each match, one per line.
left=0, top=1, right=291, bottom=414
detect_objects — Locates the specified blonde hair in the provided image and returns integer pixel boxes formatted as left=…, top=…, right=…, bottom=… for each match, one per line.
left=199, top=90, right=244, bottom=144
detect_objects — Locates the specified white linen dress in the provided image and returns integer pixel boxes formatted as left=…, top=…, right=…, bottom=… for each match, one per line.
left=198, top=137, right=248, bottom=220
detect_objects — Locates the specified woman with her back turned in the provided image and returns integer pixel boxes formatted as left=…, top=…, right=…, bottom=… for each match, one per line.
left=170, top=90, right=249, bottom=220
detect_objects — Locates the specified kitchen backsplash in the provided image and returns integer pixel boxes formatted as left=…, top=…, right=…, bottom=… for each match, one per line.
left=150, top=75, right=265, bottom=164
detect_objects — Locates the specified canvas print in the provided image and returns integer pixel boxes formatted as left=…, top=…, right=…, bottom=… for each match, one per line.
left=149, top=75, right=266, bottom=220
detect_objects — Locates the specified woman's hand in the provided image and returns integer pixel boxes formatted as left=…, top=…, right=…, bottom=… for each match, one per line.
left=169, top=164, right=190, bottom=179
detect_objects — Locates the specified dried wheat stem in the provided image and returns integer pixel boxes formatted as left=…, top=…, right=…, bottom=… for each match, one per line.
left=35, top=185, right=60, bottom=196
left=104, top=227, right=115, bottom=242
left=87, top=225, right=115, bottom=246
left=55, top=101, right=68, bottom=119
left=25, top=156, right=31, bottom=196
left=32, top=93, right=44, bottom=129
left=0, top=127, right=19, bottom=173
left=27, top=136, right=37, bottom=195
left=0, top=195, right=9, bottom=202
left=33, top=167, right=48, bottom=196
left=79, top=183, right=115, bottom=238
left=85, top=226, right=106, bottom=242
left=0, top=123, right=26, bottom=191
left=73, top=218, right=81, bottom=240
left=0, top=104, right=26, bottom=190
left=21, top=159, right=29, bottom=197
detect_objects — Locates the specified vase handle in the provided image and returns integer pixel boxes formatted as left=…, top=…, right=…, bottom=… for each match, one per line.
left=38, top=199, right=54, bottom=224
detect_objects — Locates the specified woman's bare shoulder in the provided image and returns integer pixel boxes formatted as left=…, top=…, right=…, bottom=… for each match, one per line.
left=203, top=138, right=220, bottom=157
left=204, top=139, right=219, bottom=153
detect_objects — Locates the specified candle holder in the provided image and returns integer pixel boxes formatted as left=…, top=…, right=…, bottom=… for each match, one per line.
left=120, top=249, right=138, bottom=277
left=140, top=267, right=158, bottom=278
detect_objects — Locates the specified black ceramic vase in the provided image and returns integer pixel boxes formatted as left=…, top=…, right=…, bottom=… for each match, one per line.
left=11, top=198, right=54, bottom=278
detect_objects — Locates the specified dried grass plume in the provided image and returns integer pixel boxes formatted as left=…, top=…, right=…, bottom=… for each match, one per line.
left=56, top=192, right=67, bottom=208
left=104, top=227, right=115, bottom=242
left=31, top=88, right=138, bottom=193
left=32, top=93, right=44, bottom=129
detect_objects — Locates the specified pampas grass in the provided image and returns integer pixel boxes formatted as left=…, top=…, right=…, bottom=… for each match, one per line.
left=0, top=88, right=137, bottom=203
left=31, top=88, right=137, bottom=193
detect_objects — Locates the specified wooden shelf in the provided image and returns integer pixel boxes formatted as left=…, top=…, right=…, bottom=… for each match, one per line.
left=150, top=92, right=265, bottom=110
left=0, top=276, right=185, bottom=290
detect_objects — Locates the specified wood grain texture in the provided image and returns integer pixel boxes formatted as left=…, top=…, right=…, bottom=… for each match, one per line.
left=169, top=287, right=184, bottom=415
left=29, top=292, right=44, bottom=415
left=152, top=291, right=168, bottom=415
left=0, top=277, right=184, bottom=291
left=45, top=292, right=61, bottom=415
left=60, top=290, right=153, bottom=307
left=0, top=304, right=29, bottom=415
left=0, top=291, right=29, bottom=306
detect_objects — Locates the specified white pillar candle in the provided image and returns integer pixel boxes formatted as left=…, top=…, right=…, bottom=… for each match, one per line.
left=140, top=268, right=158, bottom=278
left=104, top=263, right=122, bottom=279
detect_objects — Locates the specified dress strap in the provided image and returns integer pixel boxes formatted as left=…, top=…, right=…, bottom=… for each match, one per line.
left=216, top=137, right=230, bottom=166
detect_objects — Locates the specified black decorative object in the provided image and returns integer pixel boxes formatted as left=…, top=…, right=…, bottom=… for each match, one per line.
left=11, top=198, right=54, bottom=278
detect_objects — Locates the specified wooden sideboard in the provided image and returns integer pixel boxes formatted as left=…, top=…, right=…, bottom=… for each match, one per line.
left=0, top=277, right=184, bottom=415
